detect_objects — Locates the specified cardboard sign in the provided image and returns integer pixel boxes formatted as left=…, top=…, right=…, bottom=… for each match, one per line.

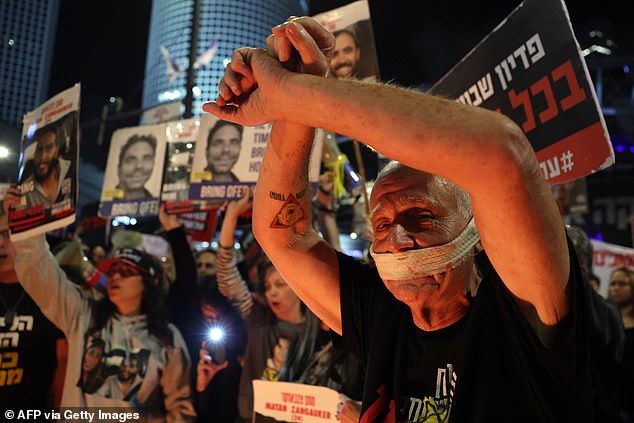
left=313, top=0, right=380, bottom=80
left=189, top=114, right=323, bottom=202
left=10, top=84, right=80, bottom=240
left=591, top=239, right=634, bottom=298
left=99, top=123, right=167, bottom=217
left=161, top=119, right=218, bottom=213
left=253, top=380, right=342, bottom=423
left=430, top=0, right=613, bottom=184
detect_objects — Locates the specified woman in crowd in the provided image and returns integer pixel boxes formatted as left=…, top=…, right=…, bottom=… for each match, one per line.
left=4, top=189, right=195, bottom=422
left=159, top=205, right=247, bottom=423
left=608, top=266, right=634, bottom=420
left=216, top=192, right=323, bottom=420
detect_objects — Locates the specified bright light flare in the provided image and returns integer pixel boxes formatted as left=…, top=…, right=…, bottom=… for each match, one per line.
left=208, top=327, right=224, bottom=342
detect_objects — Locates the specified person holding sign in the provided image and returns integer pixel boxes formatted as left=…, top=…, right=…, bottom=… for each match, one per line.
left=22, top=123, right=71, bottom=207
left=116, top=134, right=157, bottom=199
left=3, top=188, right=196, bottom=421
left=204, top=120, right=243, bottom=183
left=204, top=16, right=595, bottom=422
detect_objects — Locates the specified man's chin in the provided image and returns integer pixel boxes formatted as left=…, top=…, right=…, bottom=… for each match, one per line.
left=386, top=279, right=440, bottom=303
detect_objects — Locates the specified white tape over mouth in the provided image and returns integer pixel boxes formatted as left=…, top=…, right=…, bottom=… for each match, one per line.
left=370, top=218, right=480, bottom=281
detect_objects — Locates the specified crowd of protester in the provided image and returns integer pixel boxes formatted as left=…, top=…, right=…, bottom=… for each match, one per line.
left=1, top=15, right=633, bottom=423
left=0, top=180, right=366, bottom=422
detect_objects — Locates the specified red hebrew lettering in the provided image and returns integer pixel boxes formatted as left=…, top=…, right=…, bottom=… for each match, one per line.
left=530, top=76, right=559, bottom=124
left=508, top=89, right=536, bottom=132
left=551, top=60, right=587, bottom=111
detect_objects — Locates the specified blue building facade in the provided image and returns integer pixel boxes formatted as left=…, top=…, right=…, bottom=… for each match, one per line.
left=143, top=0, right=305, bottom=117
left=0, top=0, right=59, bottom=129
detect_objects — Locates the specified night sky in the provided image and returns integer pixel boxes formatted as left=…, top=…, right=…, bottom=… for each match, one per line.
left=47, top=0, right=633, bottom=167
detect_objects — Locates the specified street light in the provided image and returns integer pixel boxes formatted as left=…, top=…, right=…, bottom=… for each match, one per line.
left=0, top=146, right=9, bottom=159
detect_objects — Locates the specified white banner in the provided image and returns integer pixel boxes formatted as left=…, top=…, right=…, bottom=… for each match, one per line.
left=591, top=239, right=634, bottom=297
left=253, top=380, right=342, bottom=423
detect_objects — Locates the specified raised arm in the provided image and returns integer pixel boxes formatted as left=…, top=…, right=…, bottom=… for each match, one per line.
left=204, top=18, right=569, bottom=326
left=3, top=187, right=87, bottom=333
left=217, top=194, right=254, bottom=319
left=216, top=20, right=344, bottom=332
left=159, top=206, right=198, bottom=318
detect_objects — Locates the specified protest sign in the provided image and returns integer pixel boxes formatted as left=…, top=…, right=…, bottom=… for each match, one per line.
left=430, top=0, right=613, bottom=184
left=161, top=118, right=217, bottom=213
left=99, top=123, right=166, bottom=217
left=10, top=84, right=80, bottom=241
left=591, top=239, right=634, bottom=298
left=177, top=210, right=218, bottom=243
left=313, top=0, right=380, bottom=80
left=189, top=114, right=323, bottom=202
left=253, top=380, right=342, bottom=423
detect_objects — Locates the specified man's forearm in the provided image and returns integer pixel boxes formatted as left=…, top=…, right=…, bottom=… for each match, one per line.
left=253, top=120, right=316, bottom=246
left=278, top=73, right=527, bottom=194
left=253, top=120, right=343, bottom=333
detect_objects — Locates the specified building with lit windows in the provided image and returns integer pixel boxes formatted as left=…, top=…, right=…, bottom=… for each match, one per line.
left=0, top=0, right=59, bottom=129
left=142, top=0, right=306, bottom=118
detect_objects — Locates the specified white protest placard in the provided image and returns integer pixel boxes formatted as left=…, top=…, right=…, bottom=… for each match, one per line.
left=591, top=239, right=634, bottom=298
left=253, top=380, right=342, bottom=423
left=10, top=84, right=80, bottom=240
left=99, top=123, right=167, bottom=217
left=313, top=0, right=380, bottom=81
left=189, top=114, right=323, bottom=201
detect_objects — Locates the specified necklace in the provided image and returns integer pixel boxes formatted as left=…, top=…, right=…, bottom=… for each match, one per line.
left=0, top=288, right=26, bottom=328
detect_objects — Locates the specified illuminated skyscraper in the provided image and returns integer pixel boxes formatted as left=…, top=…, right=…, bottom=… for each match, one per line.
left=143, top=0, right=305, bottom=117
left=0, top=0, right=59, bottom=128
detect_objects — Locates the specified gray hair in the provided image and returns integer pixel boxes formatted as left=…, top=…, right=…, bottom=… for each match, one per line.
left=375, top=161, right=472, bottom=219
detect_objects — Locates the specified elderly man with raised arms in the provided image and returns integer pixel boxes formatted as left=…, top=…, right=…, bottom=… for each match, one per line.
left=203, top=17, right=593, bottom=422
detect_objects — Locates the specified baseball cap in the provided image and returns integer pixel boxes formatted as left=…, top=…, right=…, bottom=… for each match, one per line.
left=98, top=248, right=161, bottom=281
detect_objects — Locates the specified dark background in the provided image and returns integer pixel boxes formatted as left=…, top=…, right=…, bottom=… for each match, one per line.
left=46, top=0, right=634, bottom=245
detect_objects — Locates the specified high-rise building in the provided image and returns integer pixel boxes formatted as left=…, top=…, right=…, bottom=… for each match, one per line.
left=0, top=0, right=59, bottom=129
left=143, top=0, right=306, bottom=118
left=0, top=0, right=59, bottom=180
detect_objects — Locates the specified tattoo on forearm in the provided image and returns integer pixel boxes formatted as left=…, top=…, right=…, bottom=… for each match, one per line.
left=269, top=188, right=307, bottom=202
left=270, top=194, right=307, bottom=228
left=269, top=191, right=285, bottom=201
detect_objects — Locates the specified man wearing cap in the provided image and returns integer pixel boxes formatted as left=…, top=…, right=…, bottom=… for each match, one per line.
left=204, top=17, right=596, bottom=422
left=2, top=187, right=196, bottom=421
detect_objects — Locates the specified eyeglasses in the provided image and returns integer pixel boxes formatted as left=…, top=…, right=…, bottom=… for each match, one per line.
left=105, top=262, right=143, bottom=278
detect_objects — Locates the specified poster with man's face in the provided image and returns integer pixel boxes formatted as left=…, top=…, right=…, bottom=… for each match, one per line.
left=9, top=84, right=80, bottom=241
left=313, top=0, right=380, bottom=80
left=189, top=114, right=323, bottom=201
left=99, top=124, right=166, bottom=217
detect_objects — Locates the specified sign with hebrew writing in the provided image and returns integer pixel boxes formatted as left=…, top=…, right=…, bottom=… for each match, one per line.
left=430, top=0, right=613, bottom=184
left=253, top=380, right=342, bottom=423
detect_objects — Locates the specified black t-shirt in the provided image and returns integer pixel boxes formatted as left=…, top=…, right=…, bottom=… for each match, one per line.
left=337, top=244, right=592, bottom=423
left=0, top=282, right=64, bottom=410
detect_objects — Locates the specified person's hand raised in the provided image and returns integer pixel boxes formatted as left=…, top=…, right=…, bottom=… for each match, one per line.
left=202, top=17, right=334, bottom=126
left=2, top=186, right=21, bottom=215
left=158, top=204, right=181, bottom=232
left=267, top=16, right=335, bottom=76
left=225, top=188, right=253, bottom=218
